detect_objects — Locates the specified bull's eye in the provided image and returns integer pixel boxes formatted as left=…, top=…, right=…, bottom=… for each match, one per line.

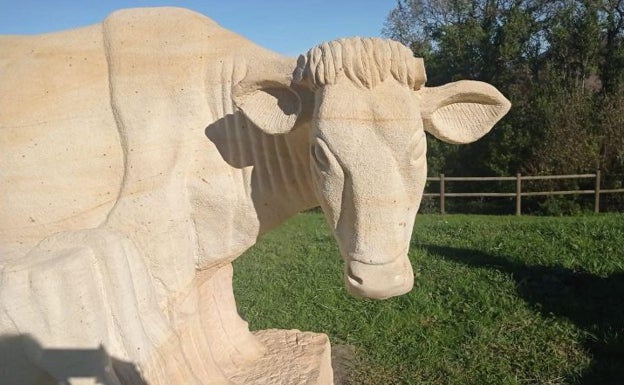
left=311, top=138, right=331, bottom=173
left=408, top=132, right=426, bottom=164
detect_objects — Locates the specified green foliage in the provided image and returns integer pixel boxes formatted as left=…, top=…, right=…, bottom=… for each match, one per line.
left=540, top=196, right=584, bottom=216
left=233, top=212, right=624, bottom=385
left=383, top=0, right=624, bottom=212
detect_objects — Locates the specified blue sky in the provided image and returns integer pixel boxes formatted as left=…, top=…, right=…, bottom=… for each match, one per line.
left=0, top=1, right=396, bottom=56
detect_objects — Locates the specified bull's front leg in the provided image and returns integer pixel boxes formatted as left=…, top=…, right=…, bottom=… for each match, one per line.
left=176, top=263, right=334, bottom=385
left=162, top=263, right=266, bottom=378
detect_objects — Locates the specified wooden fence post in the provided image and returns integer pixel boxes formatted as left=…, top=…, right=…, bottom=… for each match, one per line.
left=595, top=170, right=601, bottom=213
left=516, top=173, right=522, bottom=216
left=440, top=173, right=445, bottom=214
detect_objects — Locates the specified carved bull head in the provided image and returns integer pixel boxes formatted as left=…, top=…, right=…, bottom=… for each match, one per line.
left=234, top=38, right=510, bottom=299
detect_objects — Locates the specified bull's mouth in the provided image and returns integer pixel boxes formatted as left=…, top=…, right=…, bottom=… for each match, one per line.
left=344, top=256, right=414, bottom=300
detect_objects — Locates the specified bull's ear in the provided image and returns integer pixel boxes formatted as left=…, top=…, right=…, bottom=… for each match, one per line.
left=233, top=83, right=301, bottom=135
left=419, top=80, right=511, bottom=144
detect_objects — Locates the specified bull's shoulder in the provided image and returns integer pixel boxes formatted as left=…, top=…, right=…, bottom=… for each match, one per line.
left=104, top=7, right=222, bottom=30
left=102, top=7, right=281, bottom=64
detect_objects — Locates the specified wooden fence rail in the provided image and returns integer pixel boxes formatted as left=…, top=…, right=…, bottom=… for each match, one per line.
left=423, top=170, right=624, bottom=215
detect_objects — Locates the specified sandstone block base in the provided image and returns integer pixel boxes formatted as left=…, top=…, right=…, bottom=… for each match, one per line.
left=229, top=329, right=333, bottom=385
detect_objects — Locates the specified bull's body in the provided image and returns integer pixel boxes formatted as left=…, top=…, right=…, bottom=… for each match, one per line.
left=1, top=23, right=122, bottom=257
left=1, top=8, right=320, bottom=385
left=1, top=8, right=313, bottom=288
left=0, top=7, right=510, bottom=385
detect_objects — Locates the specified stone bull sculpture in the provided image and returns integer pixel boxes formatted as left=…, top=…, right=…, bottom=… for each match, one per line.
left=0, top=7, right=510, bottom=385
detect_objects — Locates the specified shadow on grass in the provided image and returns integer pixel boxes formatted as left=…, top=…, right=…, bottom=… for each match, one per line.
left=423, top=244, right=624, bottom=385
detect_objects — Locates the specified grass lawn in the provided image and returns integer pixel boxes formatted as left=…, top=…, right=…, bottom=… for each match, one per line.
left=232, top=213, right=624, bottom=385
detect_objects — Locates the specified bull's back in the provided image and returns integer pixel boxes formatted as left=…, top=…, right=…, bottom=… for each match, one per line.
left=0, top=25, right=123, bottom=261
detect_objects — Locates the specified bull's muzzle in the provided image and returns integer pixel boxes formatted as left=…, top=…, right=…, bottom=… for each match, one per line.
left=344, top=255, right=414, bottom=299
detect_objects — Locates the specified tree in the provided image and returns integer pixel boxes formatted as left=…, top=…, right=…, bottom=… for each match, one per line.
left=384, top=0, right=624, bottom=212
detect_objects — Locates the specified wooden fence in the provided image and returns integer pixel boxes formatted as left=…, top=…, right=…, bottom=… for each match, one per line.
left=424, top=170, right=624, bottom=215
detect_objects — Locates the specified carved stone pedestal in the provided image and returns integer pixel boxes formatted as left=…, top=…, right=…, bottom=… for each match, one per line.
left=230, top=329, right=333, bottom=385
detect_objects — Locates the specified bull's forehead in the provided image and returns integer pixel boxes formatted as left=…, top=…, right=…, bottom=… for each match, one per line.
left=312, top=79, right=423, bottom=160
left=313, top=78, right=418, bottom=120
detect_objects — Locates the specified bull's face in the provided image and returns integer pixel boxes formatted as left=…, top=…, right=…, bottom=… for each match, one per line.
left=234, top=38, right=510, bottom=299
left=309, top=79, right=425, bottom=298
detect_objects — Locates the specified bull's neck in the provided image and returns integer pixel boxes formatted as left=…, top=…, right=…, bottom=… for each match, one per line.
left=206, top=111, right=319, bottom=236
left=205, top=57, right=319, bottom=235
left=248, top=126, right=319, bottom=235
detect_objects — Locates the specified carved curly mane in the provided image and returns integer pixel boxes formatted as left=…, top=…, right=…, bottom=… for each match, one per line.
left=294, top=37, right=426, bottom=90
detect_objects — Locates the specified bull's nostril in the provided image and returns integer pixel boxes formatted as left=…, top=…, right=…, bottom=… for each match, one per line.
left=347, top=266, right=363, bottom=285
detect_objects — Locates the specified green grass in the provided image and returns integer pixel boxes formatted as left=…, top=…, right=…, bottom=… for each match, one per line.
left=232, top=213, right=624, bottom=385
